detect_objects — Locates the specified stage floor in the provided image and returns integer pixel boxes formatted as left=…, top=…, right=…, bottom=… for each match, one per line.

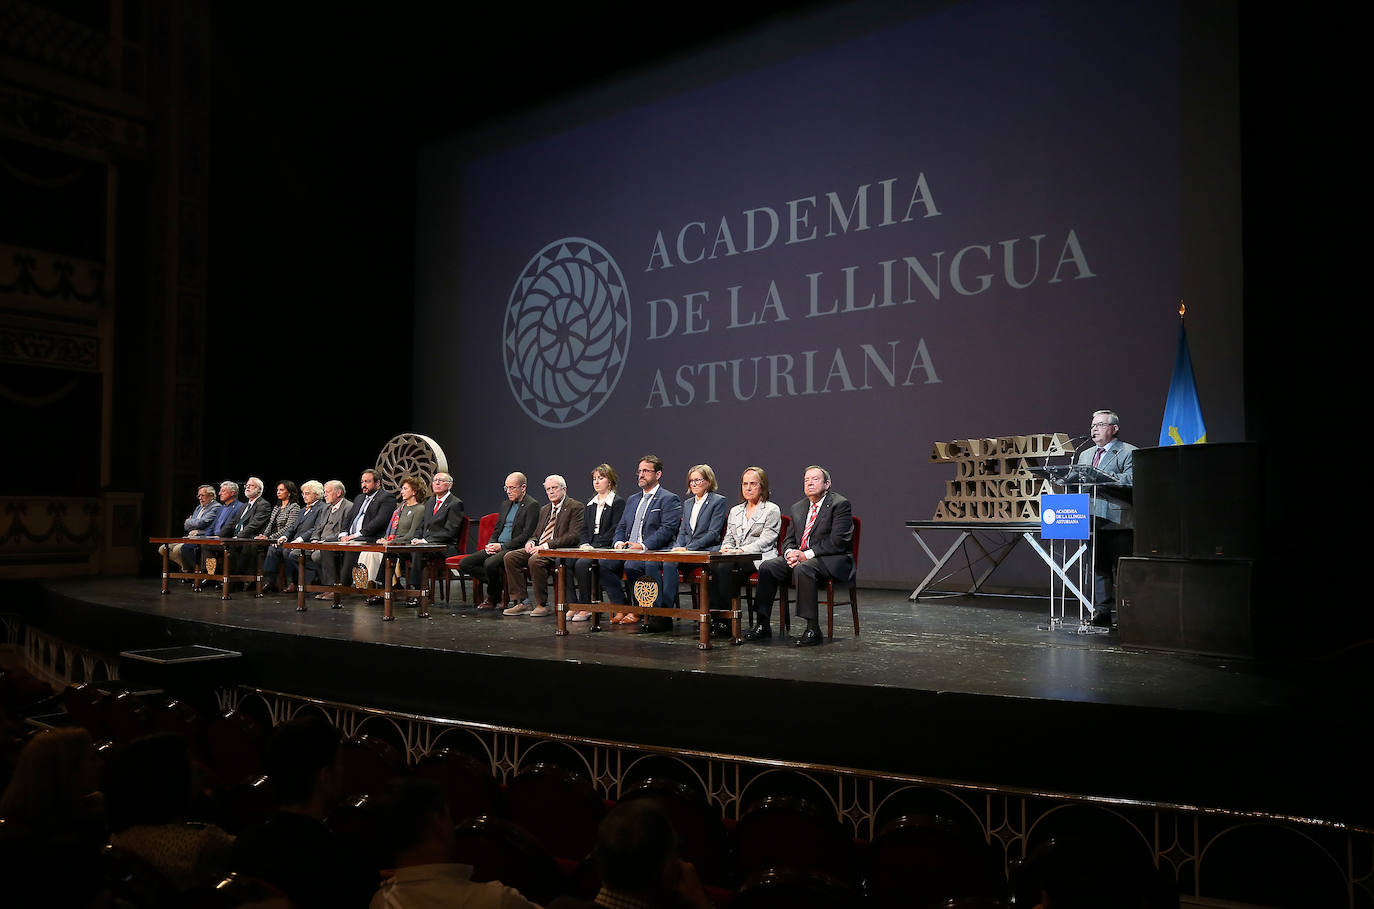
left=19, top=577, right=1372, bottom=827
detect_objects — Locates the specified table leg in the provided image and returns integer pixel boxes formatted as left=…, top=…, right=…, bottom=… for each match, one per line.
left=555, top=561, right=568, bottom=636
left=382, top=553, right=395, bottom=621
left=296, top=550, right=308, bottom=612
left=254, top=545, right=265, bottom=598
left=417, top=556, right=431, bottom=619
left=160, top=545, right=170, bottom=595
left=219, top=545, right=231, bottom=600
left=696, top=570, right=711, bottom=650
left=731, top=595, right=743, bottom=645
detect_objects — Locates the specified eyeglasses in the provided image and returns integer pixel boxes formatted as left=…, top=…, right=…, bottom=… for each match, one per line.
left=504, top=485, right=522, bottom=491
left=1091, top=422, right=1112, bottom=428
left=688, top=477, right=707, bottom=485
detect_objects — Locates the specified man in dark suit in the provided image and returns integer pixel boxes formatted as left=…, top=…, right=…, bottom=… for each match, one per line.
left=309, top=480, right=352, bottom=597
left=746, top=465, right=853, bottom=648
left=457, top=472, right=540, bottom=608
left=407, top=471, right=465, bottom=596
left=338, top=468, right=397, bottom=591
left=503, top=475, right=585, bottom=617
left=224, top=476, right=273, bottom=585
left=610, top=455, right=683, bottom=634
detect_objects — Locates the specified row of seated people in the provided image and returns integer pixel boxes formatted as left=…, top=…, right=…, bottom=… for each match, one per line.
left=159, top=457, right=854, bottom=647
left=160, top=470, right=463, bottom=608
left=452, top=455, right=853, bottom=649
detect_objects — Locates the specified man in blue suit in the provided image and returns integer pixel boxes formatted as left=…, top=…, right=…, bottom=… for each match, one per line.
left=193, top=480, right=245, bottom=589
left=609, top=455, right=682, bottom=634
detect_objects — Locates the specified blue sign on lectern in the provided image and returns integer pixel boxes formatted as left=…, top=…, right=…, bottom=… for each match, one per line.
left=1040, top=494, right=1091, bottom=540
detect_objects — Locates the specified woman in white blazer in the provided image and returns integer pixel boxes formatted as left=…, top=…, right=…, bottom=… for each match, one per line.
left=709, top=466, right=782, bottom=626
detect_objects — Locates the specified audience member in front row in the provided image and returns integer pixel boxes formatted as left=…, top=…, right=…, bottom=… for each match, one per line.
left=161, top=484, right=221, bottom=573
left=107, top=731, right=235, bottom=893
left=547, top=800, right=710, bottom=909
left=611, top=455, right=683, bottom=635
left=458, top=472, right=540, bottom=609
left=504, top=475, right=585, bottom=617
left=340, top=468, right=398, bottom=590
left=573, top=463, right=625, bottom=623
left=231, top=715, right=375, bottom=909
left=369, top=778, right=540, bottom=909
left=0, top=728, right=107, bottom=907
left=267, top=479, right=328, bottom=592
left=309, top=479, right=353, bottom=598
left=746, top=465, right=853, bottom=648
left=709, top=466, right=781, bottom=637
left=409, top=471, right=465, bottom=591
left=224, top=476, right=273, bottom=588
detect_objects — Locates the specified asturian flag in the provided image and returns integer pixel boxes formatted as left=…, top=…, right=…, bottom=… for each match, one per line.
left=1159, top=304, right=1206, bottom=445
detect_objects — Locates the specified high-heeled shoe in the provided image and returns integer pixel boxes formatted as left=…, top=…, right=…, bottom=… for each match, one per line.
left=611, top=613, right=625, bottom=624
left=620, top=613, right=638, bottom=624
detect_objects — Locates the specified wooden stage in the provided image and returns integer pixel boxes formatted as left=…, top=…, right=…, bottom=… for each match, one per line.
left=15, top=577, right=1372, bottom=829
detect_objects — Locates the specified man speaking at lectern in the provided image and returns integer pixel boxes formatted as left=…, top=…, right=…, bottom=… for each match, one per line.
left=1077, top=410, right=1135, bottom=626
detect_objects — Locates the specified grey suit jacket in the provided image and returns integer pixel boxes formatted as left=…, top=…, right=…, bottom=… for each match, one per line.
left=720, top=500, right=782, bottom=568
left=1076, top=440, right=1136, bottom=527
left=311, top=498, right=353, bottom=542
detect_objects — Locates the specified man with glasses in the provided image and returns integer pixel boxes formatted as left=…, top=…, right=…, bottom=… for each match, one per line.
left=611, top=456, right=683, bottom=634
left=160, top=485, right=221, bottom=574
left=1076, top=409, right=1136, bottom=626
left=503, top=475, right=584, bottom=617
left=406, top=472, right=465, bottom=600
left=457, top=472, right=540, bottom=609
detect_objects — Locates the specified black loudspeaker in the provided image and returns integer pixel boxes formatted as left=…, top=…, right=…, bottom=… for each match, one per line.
left=1132, top=442, right=1263, bottom=559
left=1117, top=557, right=1255, bottom=658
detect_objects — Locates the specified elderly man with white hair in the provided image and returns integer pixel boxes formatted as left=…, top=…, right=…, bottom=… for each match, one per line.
left=160, top=485, right=221, bottom=575
left=502, top=475, right=584, bottom=617
left=223, top=477, right=272, bottom=588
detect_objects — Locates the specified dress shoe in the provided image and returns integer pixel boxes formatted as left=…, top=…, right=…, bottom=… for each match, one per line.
left=795, top=627, right=824, bottom=647
left=1090, top=609, right=1113, bottom=627
left=636, top=618, right=672, bottom=634
left=406, top=597, right=420, bottom=608
left=283, top=584, right=298, bottom=594
left=710, top=619, right=733, bottom=638
left=503, top=601, right=533, bottom=616
left=570, top=611, right=591, bottom=622
left=530, top=604, right=552, bottom=617
left=475, top=600, right=494, bottom=610
left=742, top=623, right=771, bottom=642
left=366, top=595, right=384, bottom=606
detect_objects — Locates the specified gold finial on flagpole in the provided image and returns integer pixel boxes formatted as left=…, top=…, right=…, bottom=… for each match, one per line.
left=1178, top=300, right=1185, bottom=321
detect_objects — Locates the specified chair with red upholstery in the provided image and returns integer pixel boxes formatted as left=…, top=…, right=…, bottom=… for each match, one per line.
left=445, top=513, right=496, bottom=604
left=779, top=515, right=861, bottom=639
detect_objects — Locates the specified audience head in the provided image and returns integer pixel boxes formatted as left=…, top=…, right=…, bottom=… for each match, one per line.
left=301, top=480, right=325, bottom=503
left=0, top=727, right=102, bottom=834
left=324, top=479, right=345, bottom=503
left=432, top=472, right=453, bottom=495
left=244, top=477, right=264, bottom=500
left=544, top=475, right=567, bottom=505
left=105, top=731, right=195, bottom=832
left=360, top=469, right=381, bottom=495
left=371, top=777, right=453, bottom=867
left=594, top=800, right=681, bottom=895
left=686, top=464, right=717, bottom=495
left=264, top=715, right=342, bottom=809
left=400, top=475, right=429, bottom=504
left=803, top=465, right=831, bottom=501
left=504, top=472, right=527, bottom=501
left=197, top=485, right=216, bottom=503
left=636, top=456, right=663, bottom=491
left=219, top=480, right=239, bottom=502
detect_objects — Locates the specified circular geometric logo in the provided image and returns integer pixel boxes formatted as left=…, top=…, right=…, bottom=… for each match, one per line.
left=504, top=238, right=632, bottom=429
left=1042, top=509, right=1057, bottom=525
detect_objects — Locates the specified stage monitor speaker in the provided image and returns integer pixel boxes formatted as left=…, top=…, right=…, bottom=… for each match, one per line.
left=1132, top=442, right=1263, bottom=560
left=1117, top=556, right=1254, bottom=658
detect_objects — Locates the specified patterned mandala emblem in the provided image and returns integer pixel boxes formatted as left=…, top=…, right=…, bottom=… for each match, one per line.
left=504, top=238, right=631, bottom=428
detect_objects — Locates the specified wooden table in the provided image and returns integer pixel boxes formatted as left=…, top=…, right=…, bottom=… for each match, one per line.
left=148, top=536, right=271, bottom=599
left=282, top=541, right=446, bottom=621
left=543, top=547, right=759, bottom=650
